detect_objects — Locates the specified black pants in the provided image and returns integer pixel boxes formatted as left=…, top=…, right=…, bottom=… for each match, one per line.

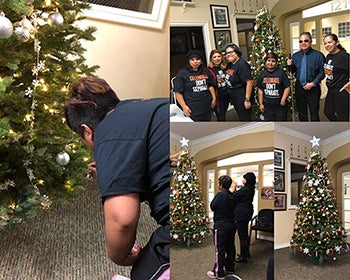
left=235, top=219, right=249, bottom=240
left=264, top=103, right=288, bottom=121
left=131, top=225, right=169, bottom=280
left=228, top=88, right=252, bottom=121
left=212, top=226, right=236, bottom=278
left=324, top=88, right=350, bottom=121
left=190, top=109, right=212, bottom=122
left=214, top=93, right=230, bottom=121
left=295, top=82, right=321, bottom=121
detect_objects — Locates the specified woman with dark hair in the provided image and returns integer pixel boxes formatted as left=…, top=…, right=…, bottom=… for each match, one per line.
left=208, top=49, right=229, bottom=121
left=224, top=43, right=253, bottom=121
left=173, top=50, right=216, bottom=121
left=232, top=172, right=256, bottom=263
left=323, top=33, right=350, bottom=121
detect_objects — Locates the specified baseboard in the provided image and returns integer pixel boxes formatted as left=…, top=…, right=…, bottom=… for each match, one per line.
left=274, top=242, right=290, bottom=250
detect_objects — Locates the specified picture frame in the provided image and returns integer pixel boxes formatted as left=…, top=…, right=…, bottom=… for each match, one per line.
left=261, top=187, right=274, bottom=200
left=274, top=148, right=285, bottom=170
left=274, top=171, right=285, bottom=192
left=214, top=30, right=232, bottom=50
left=274, top=193, right=287, bottom=211
left=210, top=5, right=230, bottom=28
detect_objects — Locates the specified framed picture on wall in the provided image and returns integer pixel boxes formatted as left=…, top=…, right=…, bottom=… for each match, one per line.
left=274, top=148, right=285, bottom=170
left=210, top=5, right=230, bottom=28
left=214, top=30, right=232, bottom=50
left=274, top=171, right=285, bottom=192
left=274, top=193, right=287, bottom=211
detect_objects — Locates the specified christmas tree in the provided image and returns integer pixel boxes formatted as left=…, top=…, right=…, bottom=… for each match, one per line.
left=290, top=136, right=348, bottom=263
left=0, top=0, right=98, bottom=226
left=170, top=137, right=209, bottom=247
left=249, top=6, right=297, bottom=121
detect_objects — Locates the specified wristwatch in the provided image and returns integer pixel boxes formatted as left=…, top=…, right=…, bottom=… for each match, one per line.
left=244, top=98, right=250, bottom=102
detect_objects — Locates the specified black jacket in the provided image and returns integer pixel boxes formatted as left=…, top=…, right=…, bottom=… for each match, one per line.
left=233, top=184, right=255, bottom=221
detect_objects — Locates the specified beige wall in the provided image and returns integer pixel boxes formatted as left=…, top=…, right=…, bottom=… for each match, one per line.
left=195, top=130, right=274, bottom=209
left=77, top=10, right=170, bottom=99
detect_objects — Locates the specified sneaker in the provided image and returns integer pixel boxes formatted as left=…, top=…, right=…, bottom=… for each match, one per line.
left=206, top=271, right=225, bottom=280
left=226, top=274, right=243, bottom=280
left=207, top=271, right=217, bottom=279
left=111, top=275, right=130, bottom=280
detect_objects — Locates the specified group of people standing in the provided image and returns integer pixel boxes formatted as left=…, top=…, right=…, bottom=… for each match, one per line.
left=207, top=173, right=256, bottom=280
left=173, top=32, right=349, bottom=122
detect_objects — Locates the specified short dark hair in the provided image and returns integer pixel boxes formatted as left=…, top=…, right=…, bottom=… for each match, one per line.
left=225, top=43, right=243, bottom=57
left=64, top=76, right=120, bottom=138
left=265, top=52, right=278, bottom=62
left=218, top=175, right=232, bottom=189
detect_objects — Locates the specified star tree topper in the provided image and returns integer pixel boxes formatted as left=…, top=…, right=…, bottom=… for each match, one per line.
left=179, top=137, right=189, bottom=148
left=310, top=136, right=320, bottom=148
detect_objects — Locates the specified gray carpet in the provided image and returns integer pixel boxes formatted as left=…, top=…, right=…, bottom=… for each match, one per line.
left=0, top=181, right=157, bottom=280
left=274, top=246, right=350, bottom=280
left=170, top=234, right=273, bottom=280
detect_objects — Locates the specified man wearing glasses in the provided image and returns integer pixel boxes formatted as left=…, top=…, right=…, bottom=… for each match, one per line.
left=287, top=32, right=325, bottom=121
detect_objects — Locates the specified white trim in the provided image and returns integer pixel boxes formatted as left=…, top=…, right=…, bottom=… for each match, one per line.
left=170, top=21, right=211, bottom=63
left=275, top=242, right=291, bottom=250
left=82, top=0, right=169, bottom=30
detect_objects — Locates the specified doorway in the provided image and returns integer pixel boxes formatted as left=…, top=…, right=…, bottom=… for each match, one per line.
left=342, top=171, right=350, bottom=242
left=170, top=26, right=206, bottom=80
left=236, top=18, right=255, bottom=61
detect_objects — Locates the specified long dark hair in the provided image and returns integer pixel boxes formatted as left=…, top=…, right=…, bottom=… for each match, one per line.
left=324, top=33, right=347, bottom=52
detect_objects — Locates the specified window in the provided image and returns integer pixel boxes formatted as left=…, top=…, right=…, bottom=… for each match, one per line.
left=290, top=22, right=300, bottom=54
left=322, top=27, right=332, bottom=36
left=86, top=0, right=154, bottom=13
left=338, top=22, right=350, bottom=37
left=217, top=152, right=273, bottom=167
left=82, top=0, right=168, bottom=29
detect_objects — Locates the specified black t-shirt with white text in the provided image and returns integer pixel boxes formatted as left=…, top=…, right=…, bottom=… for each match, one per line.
left=324, top=50, right=350, bottom=91
left=173, top=68, right=214, bottom=114
left=257, top=68, right=290, bottom=104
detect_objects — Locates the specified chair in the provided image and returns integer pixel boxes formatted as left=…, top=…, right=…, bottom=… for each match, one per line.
left=248, top=208, right=274, bottom=247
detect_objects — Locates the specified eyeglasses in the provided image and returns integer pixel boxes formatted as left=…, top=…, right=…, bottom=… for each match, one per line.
left=299, top=39, right=310, bottom=43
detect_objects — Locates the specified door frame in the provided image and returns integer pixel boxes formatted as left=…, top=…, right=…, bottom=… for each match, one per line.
left=170, top=21, right=211, bottom=62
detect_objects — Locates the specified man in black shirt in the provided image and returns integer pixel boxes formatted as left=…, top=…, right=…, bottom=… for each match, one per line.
left=64, top=76, right=169, bottom=280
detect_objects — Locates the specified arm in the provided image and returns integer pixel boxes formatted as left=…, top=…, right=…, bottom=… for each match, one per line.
left=310, top=53, right=326, bottom=87
left=209, top=86, right=216, bottom=109
left=280, top=86, right=290, bottom=106
left=258, top=88, right=264, bottom=112
left=340, top=81, right=350, bottom=94
left=244, top=80, right=253, bottom=109
left=104, top=193, right=140, bottom=266
left=175, top=92, right=192, bottom=117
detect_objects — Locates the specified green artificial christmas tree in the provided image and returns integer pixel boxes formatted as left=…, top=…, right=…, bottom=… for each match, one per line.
left=290, top=136, right=348, bottom=263
left=170, top=137, right=209, bottom=247
left=0, top=0, right=98, bottom=226
left=249, top=6, right=297, bottom=121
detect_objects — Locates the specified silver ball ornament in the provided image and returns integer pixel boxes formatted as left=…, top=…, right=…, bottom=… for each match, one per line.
left=56, top=151, right=70, bottom=166
left=0, top=12, right=13, bottom=39
left=48, top=11, right=64, bottom=26
left=15, top=26, right=30, bottom=42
